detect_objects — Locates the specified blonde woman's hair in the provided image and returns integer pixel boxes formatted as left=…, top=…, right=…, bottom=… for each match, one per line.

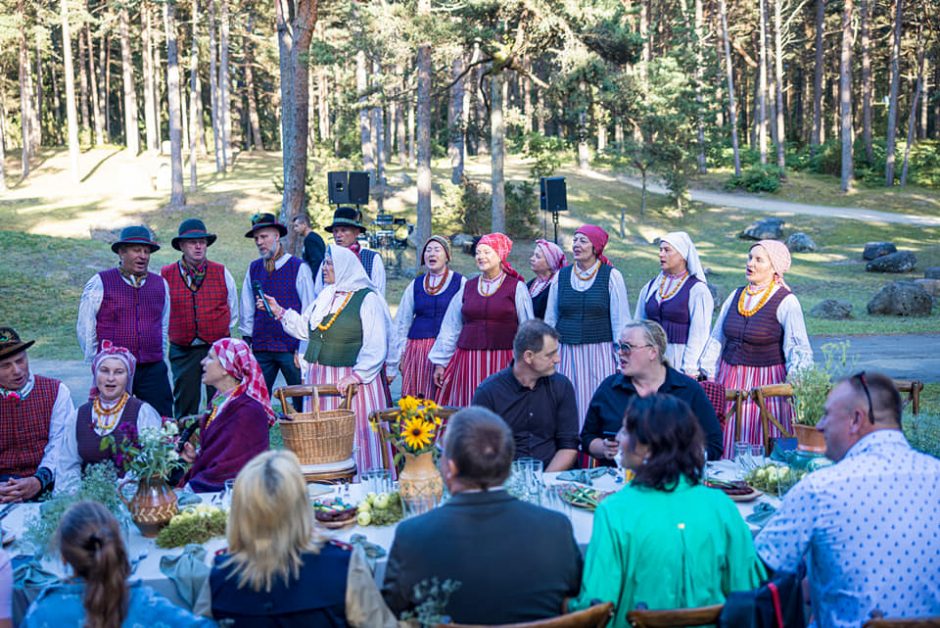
left=223, top=450, right=322, bottom=592
left=621, top=320, right=669, bottom=366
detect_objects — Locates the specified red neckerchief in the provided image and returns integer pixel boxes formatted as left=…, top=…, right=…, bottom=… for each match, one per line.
left=347, top=242, right=362, bottom=258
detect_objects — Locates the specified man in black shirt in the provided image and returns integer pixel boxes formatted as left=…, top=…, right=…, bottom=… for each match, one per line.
left=472, top=320, right=579, bottom=471
left=290, top=213, right=326, bottom=277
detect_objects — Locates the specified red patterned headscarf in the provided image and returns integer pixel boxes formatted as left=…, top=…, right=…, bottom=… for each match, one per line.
left=478, top=233, right=523, bottom=280
left=576, top=225, right=612, bottom=266
left=90, top=340, right=137, bottom=400
left=210, top=338, right=276, bottom=425
left=530, top=239, right=567, bottom=298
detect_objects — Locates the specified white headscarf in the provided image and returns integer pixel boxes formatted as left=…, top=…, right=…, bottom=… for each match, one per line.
left=660, top=231, right=707, bottom=283
left=306, top=244, right=392, bottom=329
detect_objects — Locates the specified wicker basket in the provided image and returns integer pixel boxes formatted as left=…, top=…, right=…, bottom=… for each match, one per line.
left=275, top=385, right=357, bottom=466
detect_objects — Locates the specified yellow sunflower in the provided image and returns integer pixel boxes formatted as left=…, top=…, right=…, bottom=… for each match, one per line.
left=398, top=396, right=420, bottom=413
left=402, top=417, right=435, bottom=450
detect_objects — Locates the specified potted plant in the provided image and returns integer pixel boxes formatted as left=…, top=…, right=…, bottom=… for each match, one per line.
left=787, top=341, right=853, bottom=453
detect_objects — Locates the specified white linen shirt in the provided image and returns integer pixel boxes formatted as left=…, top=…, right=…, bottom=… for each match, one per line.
left=755, top=430, right=940, bottom=628
left=238, top=254, right=315, bottom=339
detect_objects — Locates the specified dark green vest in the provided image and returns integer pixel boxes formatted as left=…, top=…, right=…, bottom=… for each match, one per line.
left=304, top=289, right=370, bottom=367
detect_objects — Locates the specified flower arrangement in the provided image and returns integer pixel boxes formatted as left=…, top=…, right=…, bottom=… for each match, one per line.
left=374, top=396, right=445, bottom=464
left=102, top=421, right=186, bottom=481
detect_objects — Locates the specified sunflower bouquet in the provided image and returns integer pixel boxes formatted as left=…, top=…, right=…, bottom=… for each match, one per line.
left=378, top=396, right=445, bottom=462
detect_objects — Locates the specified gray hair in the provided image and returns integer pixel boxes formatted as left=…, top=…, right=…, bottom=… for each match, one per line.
left=512, top=319, right=560, bottom=361
left=621, top=320, right=669, bottom=366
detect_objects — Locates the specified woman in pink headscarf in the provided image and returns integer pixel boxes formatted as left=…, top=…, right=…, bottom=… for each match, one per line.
left=545, top=225, right=630, bottom=428
left=528, top=239, right=567, bottom=320
left=429, top=233, right=534, bottom=406
left=699, top=240, right=813, bottom=455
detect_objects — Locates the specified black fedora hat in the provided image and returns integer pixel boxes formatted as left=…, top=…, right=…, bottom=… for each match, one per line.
left=0, top=327, right=35, bottom=361
left=325, top=206, right=365, bottom=233
left=244, top=212, right=288, bottom=238
left=172, top=218, right=218, bottom=250
left=111, top=225, right=160, bottom=254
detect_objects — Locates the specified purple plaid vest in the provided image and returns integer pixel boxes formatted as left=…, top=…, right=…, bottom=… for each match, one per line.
left=75, top=397, right=142, bottom=473
left=96, top=268, right=165, bottom=363
left=721, top=286, right=790, bottom=367
left=644, top=276, right=700, bottom=345
left=408, top=272, right=463, bottom=340
left=249, top=256, right=302, bottom=353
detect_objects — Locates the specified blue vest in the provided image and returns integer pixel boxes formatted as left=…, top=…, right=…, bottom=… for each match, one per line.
left=408, top=272, right=463, bottom=339
left=360, top=248, right=377, bottom=278
left=249, top=256, right=303, bottom=352
left=644, top=276, right=699, bottom=345
left=554, top=264, right=614, bottom=345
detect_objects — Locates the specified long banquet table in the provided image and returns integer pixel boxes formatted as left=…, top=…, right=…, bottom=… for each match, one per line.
left=3, top=461, right=778, bottom=622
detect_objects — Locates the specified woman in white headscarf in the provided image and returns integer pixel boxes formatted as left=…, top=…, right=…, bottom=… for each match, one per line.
left=262, top=244, right=392, bottom=472
left=634, top=232, right=714, bottom=376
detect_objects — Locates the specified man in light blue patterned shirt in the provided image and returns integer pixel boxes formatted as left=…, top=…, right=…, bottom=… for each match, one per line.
left=756, top=372, right=940, bottom=628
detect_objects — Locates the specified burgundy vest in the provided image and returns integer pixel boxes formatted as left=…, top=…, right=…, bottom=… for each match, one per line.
left=0, top=375, right=58, bottom=477
left=456, top=276, right=520, bottom=351
left=645, top=276, right=700, bottom=345
left=721, top=286, right=790, bottom=367
left=161, top=261, right=231, bottom=346
left=75, top=397, right=143, bottom=473
left=96, top=268, right=165, bottom=363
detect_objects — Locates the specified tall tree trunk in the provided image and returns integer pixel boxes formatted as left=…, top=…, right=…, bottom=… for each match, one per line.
left=839, top=0, right=853, bottom=192
left=396, top=66, right=407, bottom=165
left=119, top=7, right=140, bottom=154
left=577, top=82, right=590, bottom=170
left=464, top=46, right=479, bottom=154
left=317, top=68, right=330, bottom=143
left=522, top=58, right=533, bottom=135
left=244, top=17, right=264, bottom=150
left=448, top=55, right=466, bottom=184
left=18, top=0, right=34, bottom=175
left=900, top=44, right=926, bottom=186
left=35, top=32, right=44, bottom=147
left=694, top=0, right=706, bottom=173
left=0, top=102, right=6, bottom=190
left=189, top=0, right=199, bottom=190
left=77, top=26, right=91, bottom=139
left=219, top=0, right=231, bottom=166
left=51, top=56, right=63, bottom=144
left=102, top=31, right=111, bottom=141
left=165, top=0, right=185, bottom=206
left=86, top=25, right=105, bottom=145
left=208, top=0, right=223, bottom=171
left=373, top=62, right=386, bottom=213
left=757, top=0, right=769, bottom=164
left=718, top=0, right=741, bottom=176
left=859, top=0, right=873, bottom=163
left=416, top=32, right=433, bottom=261
left=772, top=0, right=786, bottom=171
left=356, top=51, right=373, bottom=180
left=274, top=0, right=317, bottom=238
left=884, top=0, right=903, bottom=186
left=61, top=0, right=80, bottom=180
left=491, top=70, right=506, bottom=233
left=142, top=2, right=159, bottom=150
left=810, top=0, right=825, bottom=157
left=408, top=90, right=416, bottom=168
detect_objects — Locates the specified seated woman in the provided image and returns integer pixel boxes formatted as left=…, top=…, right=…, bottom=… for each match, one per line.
left=570, top=395, right=765, bottom=626
left=22, top=501, right=211, bottom=627
left=180, top=338, right=272, bottom=492
left=57, top=341, right=162, bottom=491
left=210, top=449, right=395, bottom=627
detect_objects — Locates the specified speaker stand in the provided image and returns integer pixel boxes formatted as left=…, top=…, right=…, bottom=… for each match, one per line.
left=552, top=210, right=560, bottom=245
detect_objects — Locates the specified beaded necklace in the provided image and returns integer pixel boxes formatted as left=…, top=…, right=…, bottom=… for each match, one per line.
left=203, top=393, right=229, bottom=431
left=93, top=392, right=129, bottom=432
left=574, top=260, right=601, bottom=282
left=423, top=268, right=450, bottom=296
left=737, top=283, right=775, bottom=317
left=658, top=271, right=690, bottom=300
left=478, top=272, right=506, bottom=297
left=317, top=292, right=355, bottom=331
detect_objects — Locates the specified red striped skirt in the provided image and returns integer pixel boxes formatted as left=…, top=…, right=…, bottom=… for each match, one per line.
left=400, top=338, right=438, bottom=401
left=305, top=363, right=393, bottom=475
left=437, top=347, right=513, bottom=408
left=717, top=360, right=792, bottom=457
left=558, top=342, right=618, bottom=430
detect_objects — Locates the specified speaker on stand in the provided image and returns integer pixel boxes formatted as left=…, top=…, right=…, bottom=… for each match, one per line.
left=540, top=177, right=568, bottom=244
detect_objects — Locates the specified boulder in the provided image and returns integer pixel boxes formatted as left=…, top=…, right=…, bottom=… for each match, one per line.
left=867, top=282, right=933, bottom=317
left=924, top=267, right=940, bottom=280
left=739, top=218, right=785, bottom=241
left=913, top=278, right=940, bottom=298
left=862, top=241, right=897, bottom=261
left=810, top=299, right=853, bottom=320
left=865, top=251, right=917, bottom=273
left=785, top=232, right=816, bottom=253
left=452, top=234, right=475, bottom=247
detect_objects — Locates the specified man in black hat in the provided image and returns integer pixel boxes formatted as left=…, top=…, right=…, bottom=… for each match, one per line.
left=313, top=206, right=386, bottom=297
left=0, top=327, right=73, bottom=502
left=160, top=219, right=239, bottom=417
left=77, top=225, right=173, bottom=417
left=239, top=213, right=314, bottom=409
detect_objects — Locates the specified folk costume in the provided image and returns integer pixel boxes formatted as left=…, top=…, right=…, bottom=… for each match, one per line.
left=57, top=342, right=161, bottom=492
left=527, top=239, right=567, bottom=320
left=429, top=233, right=534, bottom=407
left=160, top=219, right=239, bottom=418
left=699, top=240, right=813, bottom=454
left=0, top=328, right=72, bottom=497
left=77, top=225, right=173, bottom=417
left=634, top=232, right=714, bottom=376
left=314, top=206, right=387, bottom=298
left=238, top=213, right=315, bottom=412
left=388, top=236, right=465, bottom=400
left=280, top=245, right=393, bottom=473
left=544, top=225, right=630, bottom=428
left=181, top=338, right=272, bottom=492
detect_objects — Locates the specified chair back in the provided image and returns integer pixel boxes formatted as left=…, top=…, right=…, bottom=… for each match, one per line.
left=368, top=405, right=459, bottom=472
left=893, top=379, right=924, bottom=415
left=444, top=602, right=614, bottom=628
left=751, top=384, right=795, bottom=452
left=627, top=604, right=723, bottom=627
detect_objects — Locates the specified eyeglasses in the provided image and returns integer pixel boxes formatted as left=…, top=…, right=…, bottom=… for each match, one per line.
left=617, top=342, right=653, bottom=354
left=852, top=371, right=877, bottom=424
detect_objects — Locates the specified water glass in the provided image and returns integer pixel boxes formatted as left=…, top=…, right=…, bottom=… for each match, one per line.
left=362, top=469, right=392, bottom=494
left=749, top=444, right=765, bottom=469
left=222, top=479, right=235, bottom=511
left=733, top=441, right=751, bottom=478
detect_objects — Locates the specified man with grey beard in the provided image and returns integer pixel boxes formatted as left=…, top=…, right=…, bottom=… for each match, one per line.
left=239, top=213, right=314, bottom=410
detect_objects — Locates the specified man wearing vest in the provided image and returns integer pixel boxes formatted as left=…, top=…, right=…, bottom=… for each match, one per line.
left=77, top=225, right=173, bottom=417
left=0, top=327, right=73, bottom=502
left=239, top=213, right=314, bottom=411
left=161, top=219, right=239, bottom=418
left=313, top=206, right=386, bottom=298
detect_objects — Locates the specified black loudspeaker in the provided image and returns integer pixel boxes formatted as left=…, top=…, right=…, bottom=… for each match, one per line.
left=540, top=177, right=567, bottom=212
left=347, top=171, right=370, bottom=205
left=328, top=171, right=349, bottom=205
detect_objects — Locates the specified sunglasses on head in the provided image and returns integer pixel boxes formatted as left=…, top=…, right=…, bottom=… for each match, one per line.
left=852, top=371, right=877, bottom=425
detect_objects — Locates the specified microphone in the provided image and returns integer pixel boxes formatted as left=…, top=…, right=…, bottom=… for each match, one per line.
left=252, top=280, right=276, bottom=318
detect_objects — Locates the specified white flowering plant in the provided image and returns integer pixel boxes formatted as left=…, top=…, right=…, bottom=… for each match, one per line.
left=101, top=421, right=186, bottom=481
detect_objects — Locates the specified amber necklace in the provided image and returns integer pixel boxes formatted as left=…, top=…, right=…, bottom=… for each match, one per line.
left=737, top=283, right=775, bottom=317
left=478, top=272, right=506, bottom=297
left=658, top=271, right=689, bottom=300
left=93, top=392, right=129, bottom=432
left=574, top=260, right=601, bottom=282
left=424, top=268, right=450, bottom=296
left=317, top=292, right=355, bottom=331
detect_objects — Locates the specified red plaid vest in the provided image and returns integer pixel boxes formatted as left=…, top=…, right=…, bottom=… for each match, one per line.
left=0, top=375, right=58, bottom=476
left=96, top=268, right=166, bottom=363
left=161, top=260, right=231, bottom=345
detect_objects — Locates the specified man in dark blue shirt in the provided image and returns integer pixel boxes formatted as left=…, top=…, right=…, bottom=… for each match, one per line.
left=290, top=213, right=326, bottom=277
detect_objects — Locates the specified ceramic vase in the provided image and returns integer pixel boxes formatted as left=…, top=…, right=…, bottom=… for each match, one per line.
left=118, top=475, right=179, bottom=537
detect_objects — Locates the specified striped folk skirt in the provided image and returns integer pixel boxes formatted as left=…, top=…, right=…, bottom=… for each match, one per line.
left=717, top=360, right=792, bottom=457
left=558, top=342, right=618, bottom=430
left=437, top=347, right=513, bottom=408
left=305, top=363, right=393, bottom=475
left=399, top=337, right=437, bottom=402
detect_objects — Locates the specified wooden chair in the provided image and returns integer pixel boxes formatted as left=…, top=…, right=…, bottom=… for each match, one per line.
left=751, top=383, right=795, bottom=453
left=368, top=406, right=459, bottom=472
left=724, top=389, right=747, bottom=443
left=893, top=379, right=924, bottom=415
left=444, top=602, right=614, bottom=628
left=863, top=609, right=940, bottom=627
left=627, top=603, right=723, bottom=627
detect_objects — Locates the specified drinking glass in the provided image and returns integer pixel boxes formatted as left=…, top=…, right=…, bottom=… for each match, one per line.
left=524, top=459, right=544, bottom=505
left=733, top=442, right=751, bottom=479
left=749, top=444, right=766, bottom=470
left=363, top=469, right=391, bottom=494
left=222, top=479, right=235, bottom=511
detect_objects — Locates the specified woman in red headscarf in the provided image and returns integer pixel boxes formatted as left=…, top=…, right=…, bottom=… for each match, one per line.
left=699, top=240, right=813, bottom=454
left=545, top=225, right=630, bottom=428
left=528, top=239, right=567, bottom=320
left=429, top=233, right=534, bottom=406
